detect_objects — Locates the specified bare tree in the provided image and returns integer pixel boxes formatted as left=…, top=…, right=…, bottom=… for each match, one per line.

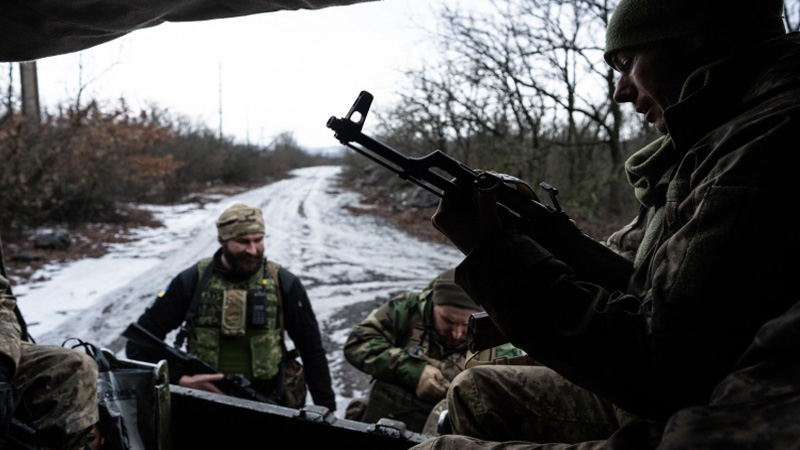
left=74, top=53, right=112, bottom=109
left=382, top=0, right=643, bottom=225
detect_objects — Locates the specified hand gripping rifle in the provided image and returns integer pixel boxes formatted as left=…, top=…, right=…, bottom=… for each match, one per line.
left=326, top=91, right=634, bottom=295
left=122, top=323, right=277, bottom=405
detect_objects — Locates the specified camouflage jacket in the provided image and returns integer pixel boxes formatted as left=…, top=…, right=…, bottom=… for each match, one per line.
left=0, top=275, right=21, bottom=370
left=343, top=287, right=519, bottom=392
left=457, top=32, right=800, bottom=446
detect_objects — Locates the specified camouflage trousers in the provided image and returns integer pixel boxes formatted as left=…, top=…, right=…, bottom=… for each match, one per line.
left=411, top=365, right=644, bottom=450
left=413, top=299, right=800, bottom=450
left=13, top=341, right=99, bottom=449
left=360, top=380, right=438, bottom=433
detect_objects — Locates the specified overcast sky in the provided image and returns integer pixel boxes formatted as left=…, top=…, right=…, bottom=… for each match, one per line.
left=29, top=0, right=452, bottom=152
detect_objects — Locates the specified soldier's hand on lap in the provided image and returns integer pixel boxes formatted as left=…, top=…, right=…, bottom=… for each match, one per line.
left=415, top=365, right=450, bottom=402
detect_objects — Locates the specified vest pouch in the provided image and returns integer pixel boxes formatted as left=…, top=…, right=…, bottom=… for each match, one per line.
left=190, top=328, right=221, bottom=368
left=282, top=352, right=307, bottom=409
left=248, top=290, right=268, bottom=328
left=250, top=330, right=282, bottom=380
left=221, top=289, right=247, bottom=336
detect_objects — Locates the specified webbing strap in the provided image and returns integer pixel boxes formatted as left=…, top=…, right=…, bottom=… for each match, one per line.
left=465, top=351, right=541, bottom=368
left=173, top=259, right=216, bottom=348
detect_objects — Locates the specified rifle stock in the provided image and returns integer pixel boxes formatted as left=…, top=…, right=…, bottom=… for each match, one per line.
left=327, top=91, right=633, bottom=293
left=467, top=311, right=509, bottom=353
left=122, top=323, right=276, bottom=405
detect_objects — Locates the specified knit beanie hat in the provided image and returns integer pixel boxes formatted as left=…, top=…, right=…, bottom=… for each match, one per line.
left=604, top=0, right=786, bottom=67
left=216, top=203, right=265, bottom=241
left=432, top=269, right=483, bottom=311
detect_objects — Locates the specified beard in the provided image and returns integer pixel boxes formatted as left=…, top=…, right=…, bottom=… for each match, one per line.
left=222, top=245, right=263, bottom=277
left=439, top=334, right=466, bottom=349
left=432, top=325, right=466, bottom=350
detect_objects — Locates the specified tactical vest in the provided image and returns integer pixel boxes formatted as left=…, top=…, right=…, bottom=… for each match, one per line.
left=186, top=258, right=285, bottom=381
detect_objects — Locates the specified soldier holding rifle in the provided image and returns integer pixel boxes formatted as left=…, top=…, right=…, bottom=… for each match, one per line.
left=412, top=0, right=800, bottom=449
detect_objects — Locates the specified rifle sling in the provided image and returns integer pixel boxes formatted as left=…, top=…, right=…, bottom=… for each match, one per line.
left=174, top=259, right=216, bottom=348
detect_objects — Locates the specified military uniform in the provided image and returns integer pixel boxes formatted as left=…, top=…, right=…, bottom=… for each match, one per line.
left=412, top=4, right=800, bottom=450
left=125, top=249, right=335, bottom=410
left=343, top=272, right=521, bottom=433
left=0, top=274, right=98, bottom=449
left=127, top=203, right=335, bottom=411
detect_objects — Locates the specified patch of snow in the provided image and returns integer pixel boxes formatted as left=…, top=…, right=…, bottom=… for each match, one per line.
left=12, top=165, right=464, bottom=417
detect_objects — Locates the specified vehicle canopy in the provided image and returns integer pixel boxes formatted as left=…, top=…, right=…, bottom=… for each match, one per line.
left=1, top=0, right=375, bottom=62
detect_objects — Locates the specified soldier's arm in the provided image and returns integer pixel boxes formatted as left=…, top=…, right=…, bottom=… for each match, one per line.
left=280, top=269, right=336, bottom=411
left=0, top=276, right=21, bottom=371
left=343, top=294, right=426, bottom=390
left=125, top=266, right=197, bottom=383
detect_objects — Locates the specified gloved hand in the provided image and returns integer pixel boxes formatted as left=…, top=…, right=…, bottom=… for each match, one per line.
left=432, top=173, right=505, bottom=255
left=415, top=365, right=450, bottom=403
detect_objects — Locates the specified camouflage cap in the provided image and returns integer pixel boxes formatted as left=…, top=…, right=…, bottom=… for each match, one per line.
left=216, top=203, right=265, bottom=241
left=604, top=0, right=786, bottom=68
left=432, top=268, right=482, bottom=311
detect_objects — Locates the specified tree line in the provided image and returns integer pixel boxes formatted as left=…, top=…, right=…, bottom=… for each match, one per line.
left=342, top=0, right=800, bottom=239
left=3, top=0, right=800, bottom=242
left=0, top=98, right=340, bottom=235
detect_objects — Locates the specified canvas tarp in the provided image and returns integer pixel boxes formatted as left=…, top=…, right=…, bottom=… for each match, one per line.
left=1, top=0, right=377, bottom=62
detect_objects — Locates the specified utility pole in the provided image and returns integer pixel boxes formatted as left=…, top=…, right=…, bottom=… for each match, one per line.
left=218, top=62, right=223, bottom=143
left=19, top=61, right=41, bottom=123
left=4, top=64, right=13, bottom=115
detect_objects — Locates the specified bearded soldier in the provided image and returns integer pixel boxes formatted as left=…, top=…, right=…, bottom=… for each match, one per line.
left=126, top=203, right=335, bottom=411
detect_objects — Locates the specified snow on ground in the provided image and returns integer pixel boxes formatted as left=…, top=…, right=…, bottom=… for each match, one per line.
left=11, top=165, right=464, bottom=417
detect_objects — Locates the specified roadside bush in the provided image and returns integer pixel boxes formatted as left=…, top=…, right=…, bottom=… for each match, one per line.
left=0, top=98, right=334, bottom=233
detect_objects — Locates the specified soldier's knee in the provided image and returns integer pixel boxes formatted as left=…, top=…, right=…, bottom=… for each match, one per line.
left=58, top=349, right=99, bottom=406
left=446, top=367, right=482, bottom=405
left=72, top=350, right=99, bottom=379
left=450, top=365, right=493, bottom=391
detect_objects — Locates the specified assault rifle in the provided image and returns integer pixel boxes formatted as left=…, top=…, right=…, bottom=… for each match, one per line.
left=122, top=323, right=277, bottom=405
left=326, top=91, right=634, bottom=293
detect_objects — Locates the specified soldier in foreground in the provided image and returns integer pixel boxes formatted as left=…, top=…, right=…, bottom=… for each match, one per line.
left=126, top=203, right=336, bottom=411
left=343, top=268, right=521, bottom=434
left=413, top=0, right=800, bottom=448
left=0, top=273, right=99, bottom=449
